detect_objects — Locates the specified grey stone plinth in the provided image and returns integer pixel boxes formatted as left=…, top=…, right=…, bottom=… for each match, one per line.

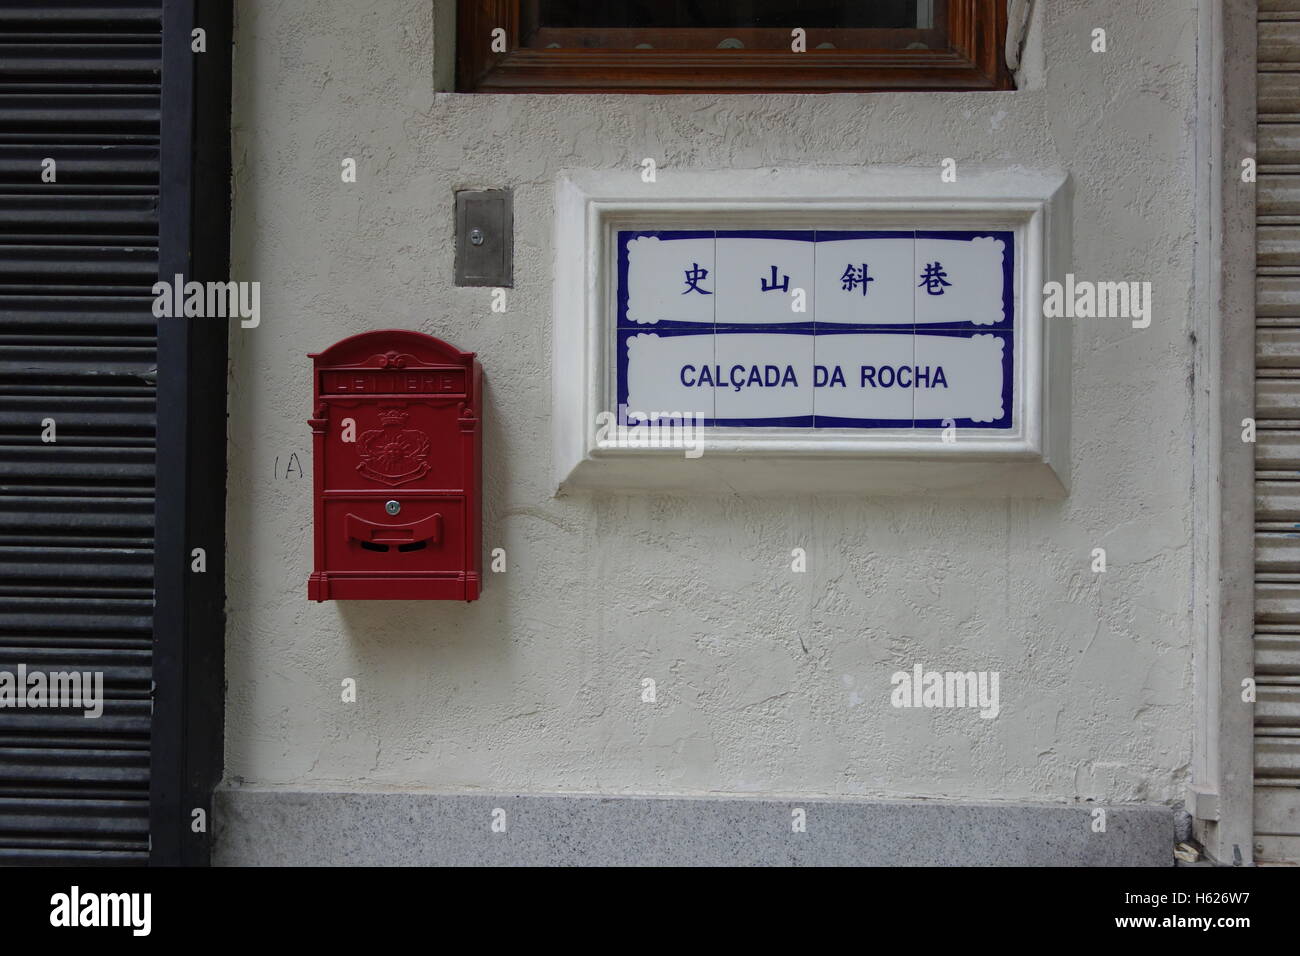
left=213, top=788, right=1174, bottom=867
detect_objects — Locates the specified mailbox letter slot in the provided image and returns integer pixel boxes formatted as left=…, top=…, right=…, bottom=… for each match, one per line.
left=345, top=512, right=443, bottom=549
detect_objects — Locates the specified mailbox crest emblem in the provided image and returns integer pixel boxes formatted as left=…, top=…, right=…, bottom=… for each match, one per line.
left=356, top=408, right=431, bottom=486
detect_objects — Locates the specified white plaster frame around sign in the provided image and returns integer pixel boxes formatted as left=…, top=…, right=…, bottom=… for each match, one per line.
left=553, top=167, right=1072, bottom=497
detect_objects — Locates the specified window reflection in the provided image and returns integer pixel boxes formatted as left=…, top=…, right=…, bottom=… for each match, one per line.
left=521, top=1, right=943, bottom=50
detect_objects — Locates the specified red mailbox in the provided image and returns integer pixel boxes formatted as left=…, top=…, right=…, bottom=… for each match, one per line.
left=307, top=330, right=482, bottom=601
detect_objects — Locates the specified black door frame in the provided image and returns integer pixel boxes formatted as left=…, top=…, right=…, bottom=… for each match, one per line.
left=150, top=0, right=232, bottom=866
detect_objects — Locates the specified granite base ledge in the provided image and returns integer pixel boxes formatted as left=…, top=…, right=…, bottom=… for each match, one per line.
left=213, top=788, right=1174, bottom=867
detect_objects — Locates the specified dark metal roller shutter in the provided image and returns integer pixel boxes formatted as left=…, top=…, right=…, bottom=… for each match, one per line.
left=1257, top=0, right=1300, bottom=865
left=0, top=0, right=161, bottom=864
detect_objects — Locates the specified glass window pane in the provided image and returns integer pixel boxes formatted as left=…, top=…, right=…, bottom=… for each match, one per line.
left=534, top=1, right=924, bottom=29
left=521, top=1, right=946, bottom=50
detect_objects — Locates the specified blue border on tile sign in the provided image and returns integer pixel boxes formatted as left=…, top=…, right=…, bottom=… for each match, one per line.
left=617, top=229, right=716, bottom=331
left=914, top=229, right=1015, bottom=329
left=713, top=229, right=817, bottom=242
left=616, top=327, right=1013, bottom=431
left=911, top=328, right=1014, bottom=430
left=809, top=325, right=915, bottom=429
left=616, top=326, right=718, bottom=425
left=614, top=230, right=1016, bottom=429
left=711, top=326, right=815, bottom=428
left=813, top=230, right=916, bottom=242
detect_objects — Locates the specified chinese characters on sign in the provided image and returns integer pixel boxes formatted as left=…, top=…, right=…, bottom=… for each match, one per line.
left=616, top=229, right=1013, bottom=428
left=683, top=263, right=711, bottom=295
left=841, top=264, right=875, bottom=295
left=918, top=261, right=952, bottom=295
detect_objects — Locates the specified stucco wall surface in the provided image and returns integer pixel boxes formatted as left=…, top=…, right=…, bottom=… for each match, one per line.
left=225, top=0, right=1198, bottom=805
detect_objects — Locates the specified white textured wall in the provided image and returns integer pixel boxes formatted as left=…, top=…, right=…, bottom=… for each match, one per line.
left=225, top=0, right=1197, bottom=804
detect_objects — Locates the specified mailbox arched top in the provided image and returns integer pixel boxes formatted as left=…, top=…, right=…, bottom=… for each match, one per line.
left=310, top=329, right=476, bottom=370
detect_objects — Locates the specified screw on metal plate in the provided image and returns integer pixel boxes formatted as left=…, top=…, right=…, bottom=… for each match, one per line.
left=385, top=500, right=401, bottom=516
left=469, top=228, right=484, bottom=246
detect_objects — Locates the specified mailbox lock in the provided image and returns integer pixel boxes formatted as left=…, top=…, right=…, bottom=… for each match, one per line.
left=384, top=500, right=401, bottom=516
